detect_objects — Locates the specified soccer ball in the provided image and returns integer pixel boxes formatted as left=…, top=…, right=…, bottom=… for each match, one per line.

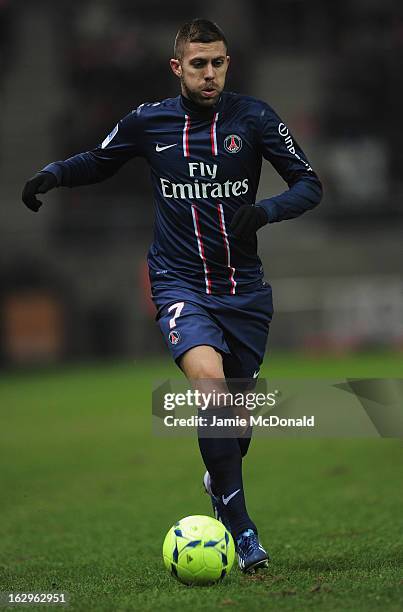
left=163, top=515, right=235, bottom=585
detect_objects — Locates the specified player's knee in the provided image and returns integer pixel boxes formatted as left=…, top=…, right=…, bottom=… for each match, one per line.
left=193, top=358, right=223, bottom=379
left=180, top=346, right=224, bottom=380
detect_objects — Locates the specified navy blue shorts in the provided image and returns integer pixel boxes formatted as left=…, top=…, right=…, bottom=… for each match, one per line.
left=152, top=284, right=273, bottom=381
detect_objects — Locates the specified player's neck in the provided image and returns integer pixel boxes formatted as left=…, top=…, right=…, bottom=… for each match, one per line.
left=180, top=93, right=223, bottom=115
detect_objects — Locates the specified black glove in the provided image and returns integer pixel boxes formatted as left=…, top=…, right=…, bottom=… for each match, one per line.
left=22, top=171, right=58, bottom=212
left=230, top=205, right=268, bottom=239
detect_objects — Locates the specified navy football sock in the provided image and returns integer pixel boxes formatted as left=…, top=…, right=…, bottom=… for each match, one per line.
left=238, top=425, right=253, bottom=457
left=198, top=409, right=257, bottom=539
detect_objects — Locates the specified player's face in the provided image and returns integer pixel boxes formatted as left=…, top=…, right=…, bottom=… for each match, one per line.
left=170, top=41, right=230, bottom=107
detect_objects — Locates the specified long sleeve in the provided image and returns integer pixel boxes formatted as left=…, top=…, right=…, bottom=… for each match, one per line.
left=42, top=108, right=143, bottom=187
left=256, top=104, right=323, bottom=223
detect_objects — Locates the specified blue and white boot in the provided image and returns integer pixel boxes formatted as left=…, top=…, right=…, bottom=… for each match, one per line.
left=203, top=471, right=231, bottom=532
left=236, top=529, right=270, bottom=573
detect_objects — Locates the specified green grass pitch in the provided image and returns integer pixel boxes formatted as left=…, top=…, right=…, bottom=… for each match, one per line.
left=0, top=352, right=402, bottom=611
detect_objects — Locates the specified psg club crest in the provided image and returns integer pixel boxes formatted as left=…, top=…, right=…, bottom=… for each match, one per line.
left=224, top=134, right=242, bottom=154
left=169, top=330, right=181, bottom=345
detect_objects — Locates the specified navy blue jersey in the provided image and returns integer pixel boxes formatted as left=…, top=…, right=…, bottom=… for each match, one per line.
left=43, top=92, right=322, bottom=294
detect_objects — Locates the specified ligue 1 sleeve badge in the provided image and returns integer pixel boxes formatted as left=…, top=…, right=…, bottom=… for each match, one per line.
left=168, top=330, right=181, bottom=345
left=224, top=134, right=242, bottom=153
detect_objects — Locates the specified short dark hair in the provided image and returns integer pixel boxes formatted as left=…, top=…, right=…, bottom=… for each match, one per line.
left=174, top=19, right=228, bottom=60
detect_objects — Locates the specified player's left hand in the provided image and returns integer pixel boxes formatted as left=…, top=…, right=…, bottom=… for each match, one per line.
left=230, top=205, right=268, bottom=239
left=22, top=171, right=58, bottom=212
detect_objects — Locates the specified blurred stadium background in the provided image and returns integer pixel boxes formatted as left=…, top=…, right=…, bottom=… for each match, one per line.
left=1, top=3, right=402, bottom=608
left=0, top=0, right=402, bottom=366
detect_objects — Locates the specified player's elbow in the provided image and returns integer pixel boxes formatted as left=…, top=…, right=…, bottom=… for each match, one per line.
left=305, top=175, right=323, bottom=211
left=314, top=177, right=323, bottom=206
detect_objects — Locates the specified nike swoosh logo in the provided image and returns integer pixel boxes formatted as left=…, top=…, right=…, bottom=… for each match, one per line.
left=155, top=143, right=177, bottom=152
left=222, top=489, right=240, bottom=505
left=253, top=370, right=260, bottom=378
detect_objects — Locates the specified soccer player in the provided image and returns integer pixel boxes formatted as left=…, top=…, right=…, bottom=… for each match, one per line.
left=22, top=19, right=322, bottom=573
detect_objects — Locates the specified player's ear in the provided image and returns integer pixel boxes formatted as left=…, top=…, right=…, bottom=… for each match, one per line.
left=170, top=58, right=182, bottom=78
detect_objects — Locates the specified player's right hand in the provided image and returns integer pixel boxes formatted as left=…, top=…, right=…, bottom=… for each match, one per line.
left=22, top=171, right=58, bottom=212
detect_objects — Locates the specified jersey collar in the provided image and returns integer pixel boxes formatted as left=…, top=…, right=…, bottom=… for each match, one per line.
left=179, top=93, right=224, bottom=117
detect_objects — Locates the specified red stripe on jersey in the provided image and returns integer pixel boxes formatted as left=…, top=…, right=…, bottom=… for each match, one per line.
left=210, top=112, right=219, bottom=156
left=217, top=203, right=236, bottom=294
left=191, top=204, right=212, bottom=294
left=183, top=114, right=190, bottom=157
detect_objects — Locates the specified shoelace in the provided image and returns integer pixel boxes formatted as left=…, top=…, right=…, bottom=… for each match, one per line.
left=237, top=530, right=258, bottom=556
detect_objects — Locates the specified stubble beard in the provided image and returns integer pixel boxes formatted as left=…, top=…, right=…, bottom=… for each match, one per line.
left=181, top=78, right=221, bottom=108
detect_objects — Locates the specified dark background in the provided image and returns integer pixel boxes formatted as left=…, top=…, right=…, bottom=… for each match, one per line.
left=1, top=0, right=402, bottom=366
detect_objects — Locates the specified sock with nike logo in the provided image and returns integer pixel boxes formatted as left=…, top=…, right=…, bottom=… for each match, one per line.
left=197, top=408, right=257, bottom=539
